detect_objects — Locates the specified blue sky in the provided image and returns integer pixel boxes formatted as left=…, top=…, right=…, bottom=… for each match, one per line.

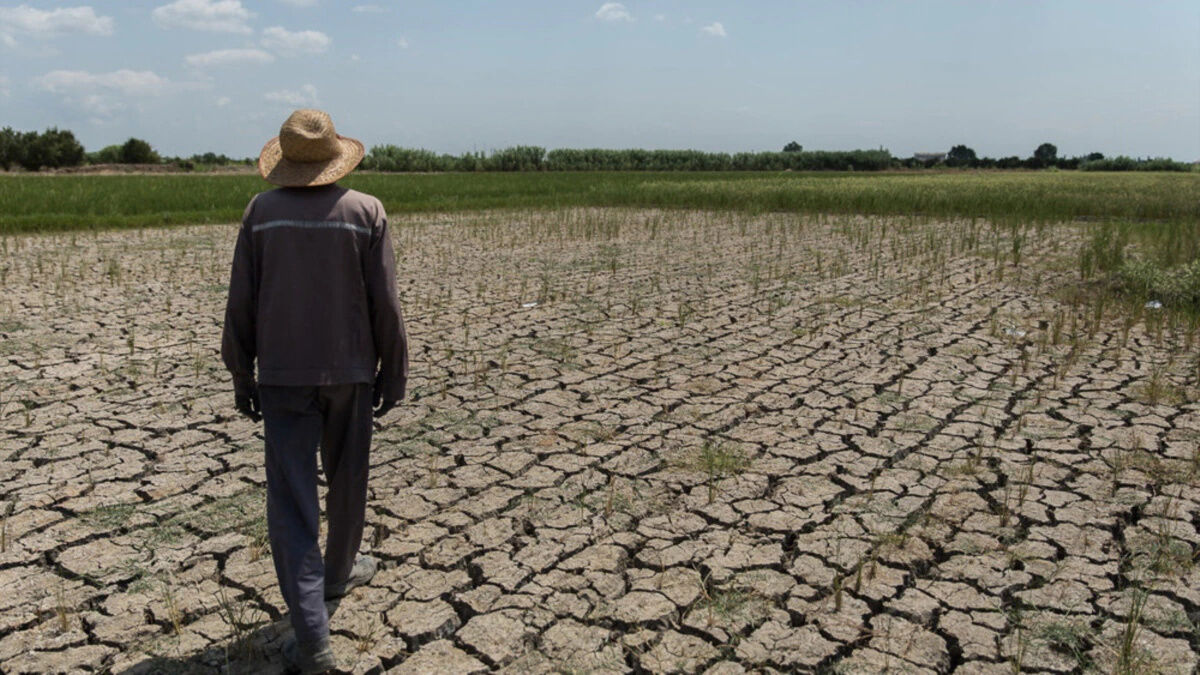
left=1, top=1, right=1197, bottom=160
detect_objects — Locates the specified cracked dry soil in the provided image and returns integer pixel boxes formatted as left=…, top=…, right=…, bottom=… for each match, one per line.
left=1, top=209, right=1198, bottom=674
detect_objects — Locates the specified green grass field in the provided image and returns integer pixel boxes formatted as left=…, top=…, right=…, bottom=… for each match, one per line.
left=2, top=171, right=1198, bottom=234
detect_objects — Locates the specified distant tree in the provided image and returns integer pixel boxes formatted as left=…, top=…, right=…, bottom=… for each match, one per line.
left=88, top=144, right=123, bottom=164
left=997, top=156, right=1023, bottom=169
left=946, top=144, right=977, bottom=168
left=18, top=128, right=85, bottom=170
left=1085, top=152, right=1104, bottom=162
left=1032, top=142, right=1057, bottom=168
left=119, top=137, right=160, bottom=164
left=0, top=126, right=19, bottom=170
left=782, top=141, right=802, bottom=153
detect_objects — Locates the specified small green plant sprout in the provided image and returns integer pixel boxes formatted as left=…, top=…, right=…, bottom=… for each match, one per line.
left=689, top=440, right=750, bottom=504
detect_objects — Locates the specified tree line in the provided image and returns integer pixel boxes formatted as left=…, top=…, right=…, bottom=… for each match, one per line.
left=911, top=142, right=1193, bottom=172
left=360, top=146, right=896, bottom=172
left=1, top=125, right=1192, bottom=173
left=0, top=127, right=249, bottom=171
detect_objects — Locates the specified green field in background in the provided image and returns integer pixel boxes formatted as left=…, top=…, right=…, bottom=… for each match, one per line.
left=1, top=171, right=1198, bottom=234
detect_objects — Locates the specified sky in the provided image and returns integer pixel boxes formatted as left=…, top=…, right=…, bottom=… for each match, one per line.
left=1, top=1, right=1197, bottom=160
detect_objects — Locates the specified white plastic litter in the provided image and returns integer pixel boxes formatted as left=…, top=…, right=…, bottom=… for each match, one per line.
left=1144, top=300, right=1163, bottom=310
left=1003, top=327, right=1026, bottom=338
left=521, top=302, right=539, bottom=308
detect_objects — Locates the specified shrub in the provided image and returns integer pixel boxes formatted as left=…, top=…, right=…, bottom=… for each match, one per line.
left=1080, top=156, right=1193, bottom=172
left=1117, top=258, right=1200, bottom=309
left=119, top=138, right=160, bottom=164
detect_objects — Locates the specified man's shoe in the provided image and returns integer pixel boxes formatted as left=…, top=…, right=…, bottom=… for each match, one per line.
left=281, top=635, right=336, bottom=674
left=324, top=555, right=377, bottom=600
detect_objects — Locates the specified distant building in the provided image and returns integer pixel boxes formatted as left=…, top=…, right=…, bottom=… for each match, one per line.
left=913, top=153, right=946, bottom=163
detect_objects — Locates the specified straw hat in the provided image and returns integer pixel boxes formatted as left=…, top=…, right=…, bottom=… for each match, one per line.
left=258, top=109, right=365, bottom=187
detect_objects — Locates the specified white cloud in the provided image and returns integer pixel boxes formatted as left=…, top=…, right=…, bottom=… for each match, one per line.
left=216, top=96, right=231, bottom=106
left=396, top=36, right=408, bottom=49
left=352, top=4, right=386, bottom=12
left=37, top=69, right=170, bottom=96
left=186, top=48, right=274, bottom=67
left=595, top=3, right=632, bottom=22
left=700, top=21, right=726, bottom=38
left=153, top=0, right=253, bottom=34
left=278, top=0, right=317, bottom=6
left=0, top=74, right=9, bottom=97
left=264, top=83, right=318, bottom=107
left=653, top=14, right=666, bottom=22
left=0, top=5, right=113, bottom=44
left=78, top=93, right=120, bottom=117
left=36, top=69, right=172, bottom=118
left=261, top=26, right=330, bottom=56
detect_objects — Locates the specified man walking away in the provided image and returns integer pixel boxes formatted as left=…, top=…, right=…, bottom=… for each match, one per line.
left=222, top=109, right=409, bottom=673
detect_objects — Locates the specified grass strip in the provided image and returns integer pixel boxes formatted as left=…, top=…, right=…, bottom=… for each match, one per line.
left=0, top=171, right=1197, bottom=234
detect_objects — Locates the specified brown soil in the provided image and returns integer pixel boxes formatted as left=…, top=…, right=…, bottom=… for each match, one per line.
left=0, top=210, right=1196, bottom=673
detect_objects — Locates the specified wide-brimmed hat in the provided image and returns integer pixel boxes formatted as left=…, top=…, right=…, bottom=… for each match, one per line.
left=258, top=109, right=365, bottom=187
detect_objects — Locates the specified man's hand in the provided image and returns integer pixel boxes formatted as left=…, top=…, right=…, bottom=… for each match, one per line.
left=374, top=399, right=398, bottom=419
left=372, top=377, right=398, bottom=418
left=235, top=387, right=261, bottom=422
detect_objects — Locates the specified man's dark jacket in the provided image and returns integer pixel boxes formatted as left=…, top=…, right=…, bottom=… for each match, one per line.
left=221, top=184, right=408, bottom=401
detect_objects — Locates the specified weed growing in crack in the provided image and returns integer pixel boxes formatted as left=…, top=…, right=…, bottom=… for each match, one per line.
left=162, top=576, right=184, bottom=636
left=54, top=580, right=73, bottom=633
left=1005, top=614, right=1030, bottom=674
left=356, top=612, right=383, bottom=653
left=1034, top=619, right=1096, bottom=671
left=1136, top=364, right=1185, bottom=407
left=214, top=585, right=265, bottom=661
left=0, top=500, right=13, bottom=553
left=1114, top=587, right=1151, bottom=674
left=81, top=502, right=136, bottom=531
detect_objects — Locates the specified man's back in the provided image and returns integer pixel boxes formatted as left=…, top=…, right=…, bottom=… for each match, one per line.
left=222, top=183, right=408, bottom=400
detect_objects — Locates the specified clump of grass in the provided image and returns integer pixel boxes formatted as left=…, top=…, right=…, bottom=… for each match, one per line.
left=1035, top=619, right=1095, bottom=671
left=1117, top=258, right=1200, bottom=311
left=81, top=502, right=137, bottom=531
left=1080, top=220, right=1200, bottom=313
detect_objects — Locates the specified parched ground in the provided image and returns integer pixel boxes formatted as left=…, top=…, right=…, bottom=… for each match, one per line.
left=1, top=209, right=1198, bottom=674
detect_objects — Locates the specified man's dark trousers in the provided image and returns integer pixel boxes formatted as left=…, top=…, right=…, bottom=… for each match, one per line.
left=259, top=382, right=373, bottom=643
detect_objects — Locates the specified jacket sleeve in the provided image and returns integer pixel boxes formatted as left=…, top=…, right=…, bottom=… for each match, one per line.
left=221, top=204, right=257, bottom=396
left=365, top=207, right=409, bottom=401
